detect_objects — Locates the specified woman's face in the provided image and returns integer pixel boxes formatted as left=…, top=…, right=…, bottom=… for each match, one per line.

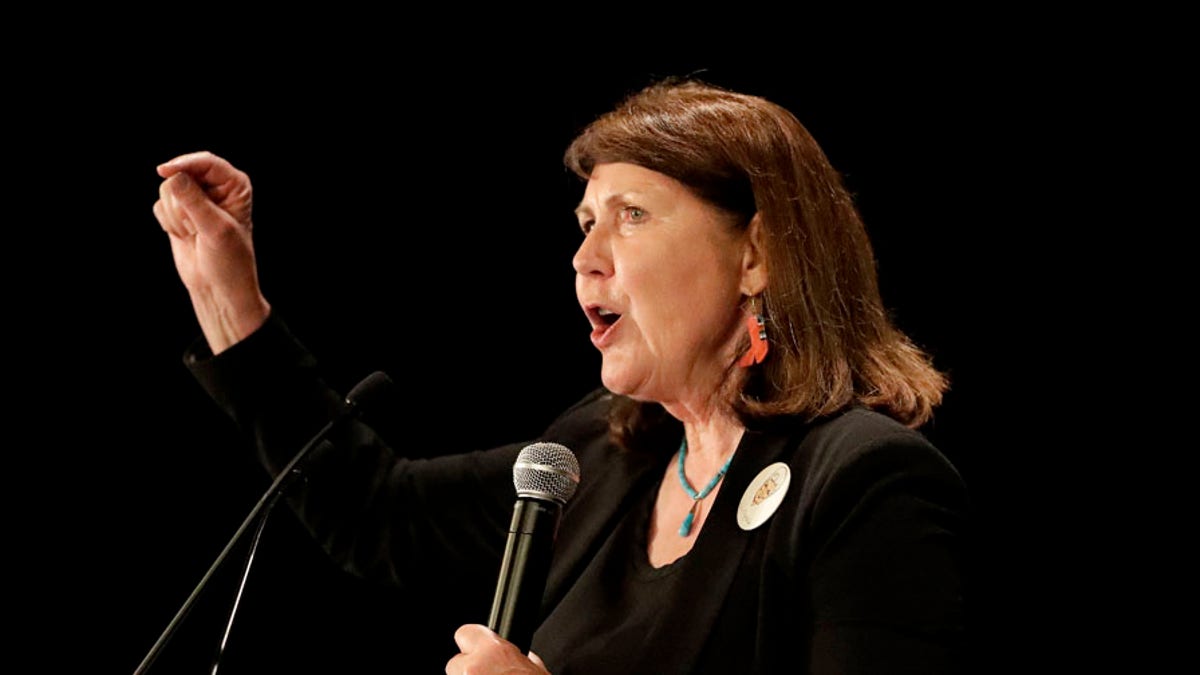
left=573, top=162, right=762, bottom=408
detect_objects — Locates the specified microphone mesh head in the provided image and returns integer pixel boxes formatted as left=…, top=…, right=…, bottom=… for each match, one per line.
left=513, top=442, right=581, bottom=505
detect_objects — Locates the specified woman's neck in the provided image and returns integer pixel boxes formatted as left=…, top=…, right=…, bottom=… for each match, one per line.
left=662, top=397, right=744, bottom=473
left=660, top=371, right=746, bottom=466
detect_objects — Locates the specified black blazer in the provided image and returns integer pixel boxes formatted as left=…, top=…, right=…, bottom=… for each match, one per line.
left=188, top=313, right=969, bottom=674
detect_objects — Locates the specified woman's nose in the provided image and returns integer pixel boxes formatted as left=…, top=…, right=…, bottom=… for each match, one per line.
left=572, top=226, right=613, bottom=277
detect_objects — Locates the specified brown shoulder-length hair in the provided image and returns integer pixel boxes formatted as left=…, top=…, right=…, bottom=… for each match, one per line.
left=564, top=78, right=948, bottom=449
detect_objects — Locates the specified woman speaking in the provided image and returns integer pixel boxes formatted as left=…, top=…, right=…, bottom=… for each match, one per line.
left=153, top=78, right=968, bottom=673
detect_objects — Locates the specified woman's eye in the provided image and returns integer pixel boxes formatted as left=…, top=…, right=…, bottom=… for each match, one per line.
left=579, top=219, right=595, bottom=235
left=621, top=206, right=646, bottom=222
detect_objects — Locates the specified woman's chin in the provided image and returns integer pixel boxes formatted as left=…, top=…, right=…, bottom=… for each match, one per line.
left=599, top=365, right=656, bottom=402
left=600, top=365, right=634, bottom=397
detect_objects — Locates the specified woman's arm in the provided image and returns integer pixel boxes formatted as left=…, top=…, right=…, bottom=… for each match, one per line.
left=802, top=422, right=970, bottom=673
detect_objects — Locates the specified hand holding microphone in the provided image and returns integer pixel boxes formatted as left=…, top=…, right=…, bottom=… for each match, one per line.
left=446, top=624, right=551, bottom=675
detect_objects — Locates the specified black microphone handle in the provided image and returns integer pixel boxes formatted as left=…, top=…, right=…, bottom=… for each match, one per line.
left=135, top=372, right=392, bottom=675
left=487, top=497, right=562, bottom=654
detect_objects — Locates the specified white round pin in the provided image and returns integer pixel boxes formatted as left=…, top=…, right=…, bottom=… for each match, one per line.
left=737, top=462, right=791, bottom=531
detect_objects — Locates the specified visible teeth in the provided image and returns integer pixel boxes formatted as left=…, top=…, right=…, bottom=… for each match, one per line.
left=598, top=308, right=616, bottom=316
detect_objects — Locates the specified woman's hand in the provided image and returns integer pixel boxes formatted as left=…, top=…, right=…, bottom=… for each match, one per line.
left=153, top=151, right=270, bottom=355
left=445, top=624, right=549, bottom=675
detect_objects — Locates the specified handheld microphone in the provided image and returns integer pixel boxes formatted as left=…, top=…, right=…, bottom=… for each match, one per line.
left=135, top=371, right=395, bottom=675
left=487, top=442, right=580, bottom=654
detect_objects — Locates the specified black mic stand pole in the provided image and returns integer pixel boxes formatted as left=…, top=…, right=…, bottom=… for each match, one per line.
left=208, top=486, right=283, bottom=675
left=134, top=371, right=392, bottom=674
left=134, top=414, right=342, bottom=675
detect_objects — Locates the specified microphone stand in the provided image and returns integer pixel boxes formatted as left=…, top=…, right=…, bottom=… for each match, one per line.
left=133, top=415, right=341, bottom=675
left=134, top=371, right=392, bottom=674
left=209, top=489, right=283, bottom=674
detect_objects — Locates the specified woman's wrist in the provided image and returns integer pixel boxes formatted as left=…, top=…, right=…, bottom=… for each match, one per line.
left=189, top=287, right=271, bottom=355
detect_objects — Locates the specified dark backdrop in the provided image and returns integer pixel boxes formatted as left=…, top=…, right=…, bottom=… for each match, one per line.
left=15, top=44, right=1121, bottom=674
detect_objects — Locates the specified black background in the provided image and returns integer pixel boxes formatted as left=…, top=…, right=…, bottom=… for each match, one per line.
left=14, top=33, right=1155, bottom=674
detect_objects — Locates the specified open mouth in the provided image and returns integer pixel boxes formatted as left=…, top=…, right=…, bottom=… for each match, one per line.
left=596, top=307, right=621, bottom=328
left=585, top=305, right=623, bottom=345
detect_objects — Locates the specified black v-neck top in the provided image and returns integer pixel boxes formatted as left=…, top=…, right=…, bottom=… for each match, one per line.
left=534, top=478, right=701, bottom=673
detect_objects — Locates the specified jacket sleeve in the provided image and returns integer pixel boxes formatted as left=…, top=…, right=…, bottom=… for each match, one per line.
left=183, top=312, right=521, bottom=600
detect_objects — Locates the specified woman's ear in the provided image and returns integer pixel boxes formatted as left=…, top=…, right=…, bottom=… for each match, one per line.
left=740, top=213, right=768, bottom=296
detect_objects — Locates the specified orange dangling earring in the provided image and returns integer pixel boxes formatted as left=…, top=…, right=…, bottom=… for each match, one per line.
left=737, top=296, right=769, bottom=367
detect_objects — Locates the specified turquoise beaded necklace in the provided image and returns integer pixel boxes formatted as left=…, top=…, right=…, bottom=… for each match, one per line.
left=675, top=437, right=734, bottom=537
